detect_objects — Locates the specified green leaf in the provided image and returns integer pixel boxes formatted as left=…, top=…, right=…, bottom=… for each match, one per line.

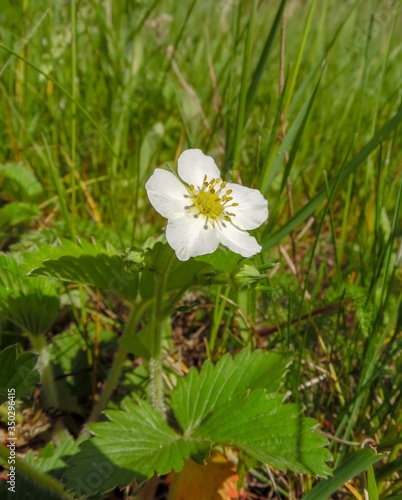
left=67, top=350, right=330, bottom=497
left=21, top=237, right=121, bottom=273
left=0, top=290, right=60, bottom=336
left=27, top=239, right=141, bottom=301
left=119, top=322, right=153, bottom=360
left=0, top=345, right=39, bottom=405
left=49, top=327, right=115, bottom=409
left=23, top=437, right=80, bottom=477
left=192, top=390, right=331, bottom=475
left=139, top=241, right=214, bottom=299
left=168, top=258, right=212, bottom=291
left=195, top=247, right=242, bottom=273
left=30, top=254, right=139, bottom=300
left=302, top=447, right=384, bottom=500
left=366, top=465, right=379, bottom=500
left=0, top=254, right=24, bottom=289
left=0, top=442, right=72, bottom=500
left=0, top=202, right=40, bottom=232
left=0, top=163, right=44, bottom=202
left=172, top=350, right=331, bottom=476
left=0, top=254, right=60, bottom=335
left=0, top=473, right=66, bottom=500
left=65, top=399, right=190, bottom=496
left=172, top=349, right=289, bottom=432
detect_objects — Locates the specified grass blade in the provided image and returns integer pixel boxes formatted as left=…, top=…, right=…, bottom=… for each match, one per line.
left=302, top=448, right=385, bottom=500
left=262, top=105, right=402, bottom=249
left=245, top=0, right=287, bottom=121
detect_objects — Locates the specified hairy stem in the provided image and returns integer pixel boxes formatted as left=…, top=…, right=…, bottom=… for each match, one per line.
left=150, top=252, right=175, bottom=418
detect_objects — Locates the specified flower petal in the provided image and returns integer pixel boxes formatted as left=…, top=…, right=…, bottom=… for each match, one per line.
left=145, top=168, right=188, bottom=219
left=217, top=221, right=262, bottom=258
left=178, top=149, right=221, bottom=188
left=166, top=212, right=220, bottom=261
left=225, top=183, right=268, bottom=230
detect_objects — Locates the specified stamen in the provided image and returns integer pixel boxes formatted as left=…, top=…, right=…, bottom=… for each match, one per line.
left=188, top=175, right=240, bottom=222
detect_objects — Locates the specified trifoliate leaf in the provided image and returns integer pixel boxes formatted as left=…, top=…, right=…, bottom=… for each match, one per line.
left=172, top=350, right=331, bottom=476
left=66, top=350, right=331, bottom=497
left=65, top=399, right=190, bottom=496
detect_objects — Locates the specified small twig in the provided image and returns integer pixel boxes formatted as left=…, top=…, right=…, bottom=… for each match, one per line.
left=296, top=216, right=315, bottom=241
left=258, top=302, right=343, bottom=337
left=315, top=430, right=360, bottom=447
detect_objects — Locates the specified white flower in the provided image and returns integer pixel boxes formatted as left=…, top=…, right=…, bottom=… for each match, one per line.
left=145, top=149, right=269, bottom=261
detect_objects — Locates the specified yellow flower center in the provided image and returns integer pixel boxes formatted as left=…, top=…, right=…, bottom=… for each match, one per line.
left=188, top=176, right=238, bottom=222
left=193, top=190, right=224, bottom=219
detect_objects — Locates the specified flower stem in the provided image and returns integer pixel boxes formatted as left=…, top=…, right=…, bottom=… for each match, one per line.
left=150, top=274, right=167, bottom=418
left=85, top=304, right=146, bottom=427
left=149, top=252, right=175, bottom=418
left=86, top=345, right=128, bottom=426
